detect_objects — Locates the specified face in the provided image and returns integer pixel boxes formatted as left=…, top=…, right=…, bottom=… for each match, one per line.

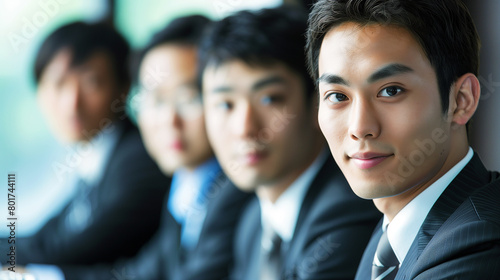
left=37, top=50, right=124, bottom=143
left=203, top=60, right=322, bottom=194
left=317, top=23, right=458, bottom=203
left=137, top=44, right=212, bottom=175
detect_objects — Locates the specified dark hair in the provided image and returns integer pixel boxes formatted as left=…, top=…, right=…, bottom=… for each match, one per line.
left=198, top=6, right=314, bottom=101
left=306, top=0, right=480, bottom=113
left=34, top=21, right=130, bottom=87
left=133, top=15, right=211, bottom=83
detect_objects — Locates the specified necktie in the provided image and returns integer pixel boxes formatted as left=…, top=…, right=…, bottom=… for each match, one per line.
left=64, top=177, right=94, bottom=233
left=260, top=228, right=283, bottom=280
left=372, top=230, right=399, bottom=280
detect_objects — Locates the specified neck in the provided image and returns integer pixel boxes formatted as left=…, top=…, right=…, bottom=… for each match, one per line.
left=257, top=142, right=324, bottom=204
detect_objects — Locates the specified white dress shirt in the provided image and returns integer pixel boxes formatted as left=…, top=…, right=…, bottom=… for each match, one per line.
left=64, top=123, right=123, bottom=233
left=27, top=123, right=123, bottom=280
left=383, top=147, right=473, bottom=264
left=259, top=149, right=328, bottom=242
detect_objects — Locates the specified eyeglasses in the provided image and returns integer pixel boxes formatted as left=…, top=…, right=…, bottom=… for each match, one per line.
left=131, top=85, right=203, bottom=119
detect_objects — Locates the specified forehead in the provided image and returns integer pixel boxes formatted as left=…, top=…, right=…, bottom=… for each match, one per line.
left=140, top=44, right=197, bottom=82
left=318, top=22, right=429, bottom=78
left=202, top=60, right=300, bottom=92
left=41, top=50, right=114, bottom=80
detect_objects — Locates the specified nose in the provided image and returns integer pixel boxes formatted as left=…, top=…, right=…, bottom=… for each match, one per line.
left=232, top=102, right=260, bottom=139
left=348, top=99, right=381, bottom=140
left=61, top=77, right=82, bottom=113
left=158, top=105, right=183, bottom=130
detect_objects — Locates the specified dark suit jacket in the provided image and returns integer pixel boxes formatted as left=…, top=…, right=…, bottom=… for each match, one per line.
left=355, top=153, right=500, bottom=280
left=231, top=155, right=382, bottom=280
left=60, top=172, right=253, bottom=280
left=13, top=119, right=170, bottom=266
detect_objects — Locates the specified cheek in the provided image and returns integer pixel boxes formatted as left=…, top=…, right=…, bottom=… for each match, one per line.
left=82, top=92, right=116, bottom=119
left=205, top=112, right=227, bottom=152
left=387, top=104, right=445, bottom=151
left=37, top=91, right=57, bottom=115
left=318, top=106, right=344, bottom=146
left=185, top=117, right=208, bottom=143
left=137, top=114, right=160, bottom=153
left=137, top=114, right=156, bottom=138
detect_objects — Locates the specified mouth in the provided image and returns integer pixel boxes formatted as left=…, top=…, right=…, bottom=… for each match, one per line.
left=168, top=140, right=184, bottom=151
left=242, top=150, right=269, bottom=166
left=348, top=152, right=393, bottom=170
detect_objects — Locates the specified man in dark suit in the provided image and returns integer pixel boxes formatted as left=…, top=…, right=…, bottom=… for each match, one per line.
left=199, top=7, right=381, bottom=279
left=306, top=0, right=500, bottom=279
left=8, top=21, right=169, bottom=270
left=25, top=15, right=251, bottom=280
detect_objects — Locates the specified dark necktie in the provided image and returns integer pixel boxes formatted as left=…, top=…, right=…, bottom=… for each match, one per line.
left=260, top=228, right=283, bottom=280
left=372, top=230, right=399, bottom=280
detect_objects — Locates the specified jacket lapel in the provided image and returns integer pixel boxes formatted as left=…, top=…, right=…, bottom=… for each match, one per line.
left=417, top=153, right=490, bottom=254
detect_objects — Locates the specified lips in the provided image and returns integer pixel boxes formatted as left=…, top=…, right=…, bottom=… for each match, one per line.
left=242, top=150, right=269, bottom=165
left=169, top=140, right=183, bottom=151
left=349, top=152, right=393, bottom=169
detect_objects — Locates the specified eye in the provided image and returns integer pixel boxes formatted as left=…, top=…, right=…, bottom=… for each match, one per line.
left=216, top=101, right=233, bottom=111
left=379, top=86, right=404, bottom=97
left=260, top=95, right=284, bottom=106
left=325, top=92, right=349, bottom=103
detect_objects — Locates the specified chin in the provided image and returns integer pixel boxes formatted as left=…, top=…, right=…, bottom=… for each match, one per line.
left=232, top=181, right=256, bottom=193
left=347, top=180, right=381, bottom=199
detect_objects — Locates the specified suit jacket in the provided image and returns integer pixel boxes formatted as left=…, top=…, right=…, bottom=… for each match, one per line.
left=60, top=172, right=253, bottom=280
left=231, top=155, right=382, bottom=280
left=355, top=153, right=500, bottom=280
left=14, top=119, right=170, bottom=266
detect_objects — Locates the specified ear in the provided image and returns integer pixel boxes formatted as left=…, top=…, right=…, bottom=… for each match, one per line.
left=449, top=73, right=480, bottom=126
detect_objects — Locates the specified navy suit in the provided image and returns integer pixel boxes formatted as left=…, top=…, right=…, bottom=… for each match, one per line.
left=231, top=156, right=382, bottom=280
left=13, top=119, right=169, bottom=266
left=60, top=172, right=253, bottom=280
left=355, top=153, right=500, bottom=280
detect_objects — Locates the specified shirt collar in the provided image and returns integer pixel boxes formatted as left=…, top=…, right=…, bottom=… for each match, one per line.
left=168, top=157, right=221, bottom=221
left=260, top=149, right=328, bottom=242
left=75, top=122, right=123, bottom=187
left=384, top=147, right=473, bottom=264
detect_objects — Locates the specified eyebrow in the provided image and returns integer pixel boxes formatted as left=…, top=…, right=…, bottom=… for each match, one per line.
left=211, top=85, right=233, bottom=94
left=317, top=63, right=414, bottom=86
left=367, top=63, right=413, bottom=83
left=251, top=75, right=287, bottom=92
left=317, top=74, right=349, bottom=86
left=210, top=75, right=288, bottom=94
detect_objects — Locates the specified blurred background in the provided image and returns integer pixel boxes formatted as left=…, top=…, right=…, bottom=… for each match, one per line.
left=0, top=0, right=498, bottom=237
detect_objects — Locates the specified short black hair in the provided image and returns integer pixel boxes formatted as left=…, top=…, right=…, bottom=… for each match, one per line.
left=133, top=14, right=211, bottom=83
left=34, top=21, right=130, bottom=87
left=198, top=6, right=314, bottom=101
left=306, top=0, right=480, bottom=113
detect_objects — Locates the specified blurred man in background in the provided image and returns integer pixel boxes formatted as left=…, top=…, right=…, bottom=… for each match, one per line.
left=200, top=7, right=381, bottom=279
left=22, top=15, right=251, bottom=280
left=7, top=21, right=169, bottom=275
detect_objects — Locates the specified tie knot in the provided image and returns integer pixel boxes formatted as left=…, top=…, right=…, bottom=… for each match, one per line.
left=376, top=231, right=399, bottom=266
left=261, top=229, right=282, bottom=253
